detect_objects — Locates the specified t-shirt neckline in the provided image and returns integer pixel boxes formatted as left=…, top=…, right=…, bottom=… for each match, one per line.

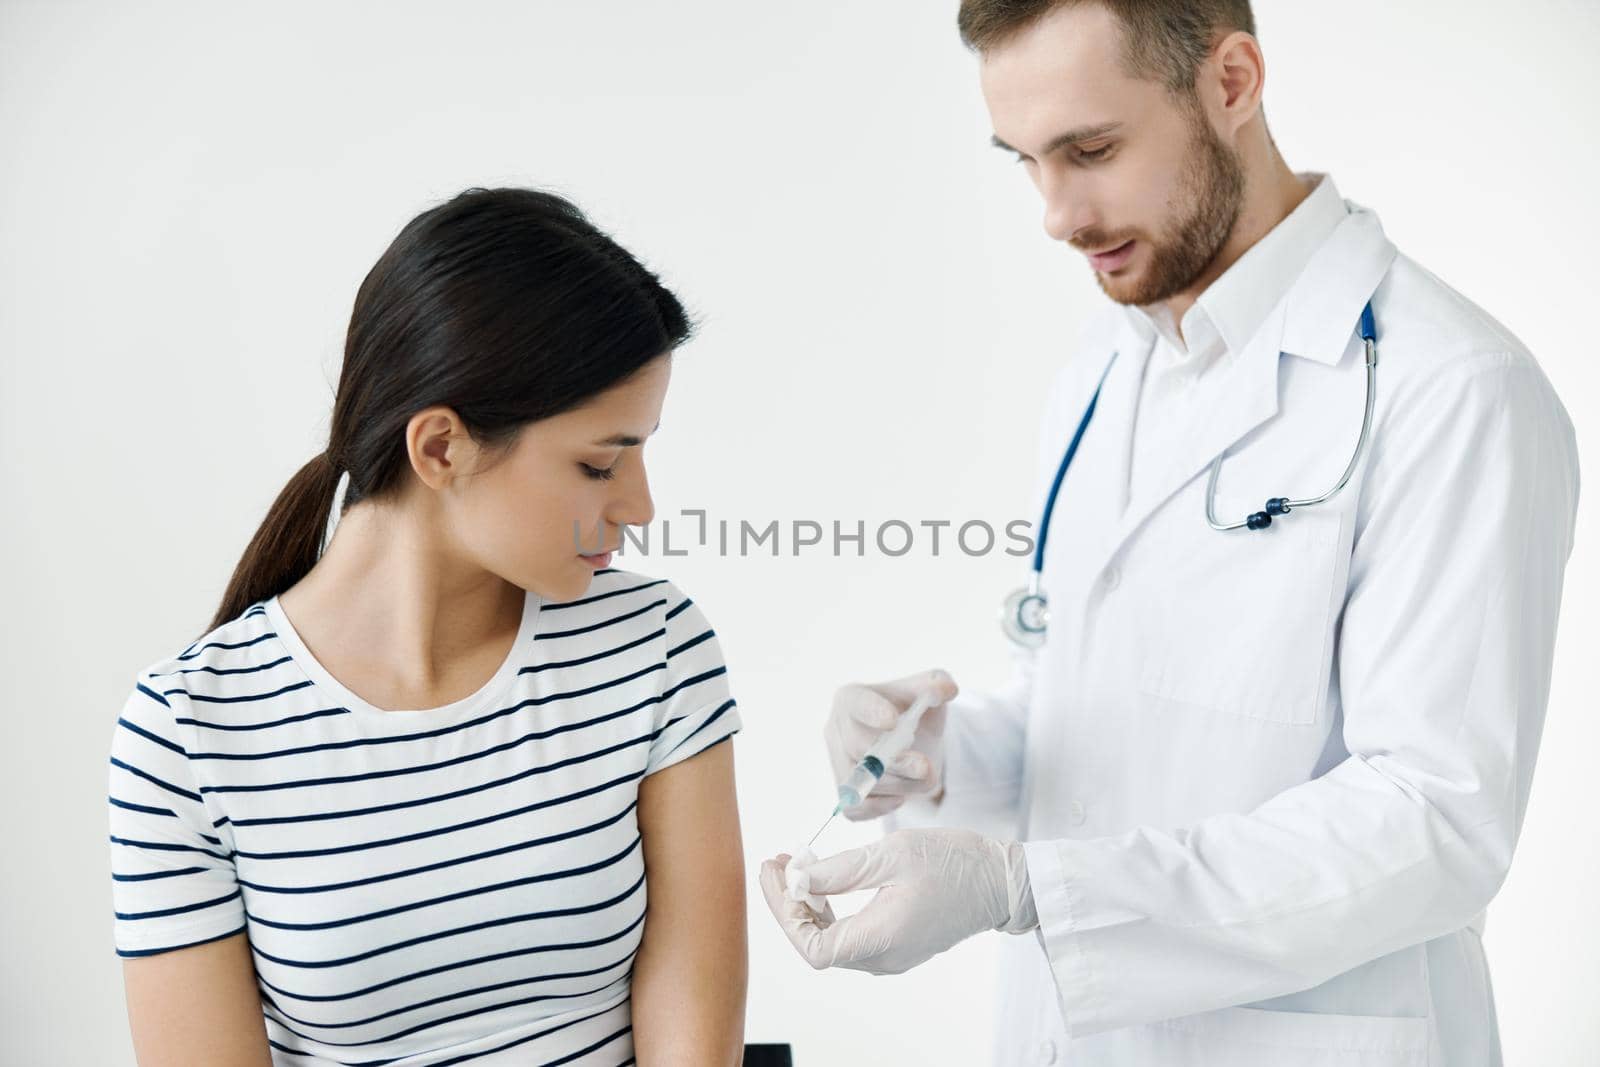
left=263, top=587, right=541, bottom=725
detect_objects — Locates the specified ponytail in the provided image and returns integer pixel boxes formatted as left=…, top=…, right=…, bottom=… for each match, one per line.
left=209, top=452, right=341, bottom=631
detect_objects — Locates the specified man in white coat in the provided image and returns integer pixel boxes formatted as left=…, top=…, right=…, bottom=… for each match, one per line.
left=759, top=2, right=1580, bottom=1064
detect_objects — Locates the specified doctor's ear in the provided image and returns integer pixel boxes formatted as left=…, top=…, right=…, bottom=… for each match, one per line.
left=1205, top=30, right=1266, bottom=135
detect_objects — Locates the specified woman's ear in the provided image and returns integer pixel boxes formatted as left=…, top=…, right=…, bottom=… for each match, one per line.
left=404, top=405, right=474, bottom=491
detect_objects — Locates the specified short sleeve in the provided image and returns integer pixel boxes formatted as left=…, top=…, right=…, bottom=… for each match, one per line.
left=646, top=589, right=742, bottom=776
left=107, top=672, right=246, bottom=958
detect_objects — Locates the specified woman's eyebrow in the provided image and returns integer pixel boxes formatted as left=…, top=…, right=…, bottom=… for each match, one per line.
left=592, top=423, right=660, bottom=447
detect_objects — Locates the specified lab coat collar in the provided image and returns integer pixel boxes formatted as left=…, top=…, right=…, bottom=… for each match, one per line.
left=1124, top=171, right=1348, bottom=365
left=1115, top=306, right=1284, bottom=531
left=1278, top=202, right=1399, bottom=365
left=1202, top=173, right=1349, bottom=360
left=1082, top=191, right=1398, bottom=579
left=1087, top=314, right=1159, bottom=519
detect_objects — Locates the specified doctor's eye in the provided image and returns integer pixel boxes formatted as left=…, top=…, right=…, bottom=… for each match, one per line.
left=1075, top=144, right=1114, bottom=163
left=580, top=463, right=617, bottom=481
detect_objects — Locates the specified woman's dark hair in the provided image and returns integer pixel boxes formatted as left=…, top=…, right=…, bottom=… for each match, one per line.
left=207, top=187, right=692, bottom=631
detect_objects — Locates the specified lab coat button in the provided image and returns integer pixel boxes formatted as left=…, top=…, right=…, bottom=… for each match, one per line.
left=1068, top=800, right=1086, bottom=825
left=1038, top=1038, right=1058, bottom=1064
left=1101, top=567, right=1121, bottom=591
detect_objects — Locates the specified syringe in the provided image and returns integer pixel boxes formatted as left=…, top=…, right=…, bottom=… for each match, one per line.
left=806, top=690, right=938, bottom=848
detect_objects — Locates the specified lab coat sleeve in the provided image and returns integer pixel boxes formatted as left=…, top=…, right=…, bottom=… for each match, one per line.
left=1022, top=351, right=1580, bottom=1035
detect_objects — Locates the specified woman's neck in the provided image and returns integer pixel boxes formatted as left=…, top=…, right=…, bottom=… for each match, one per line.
left=276, top=498, right=525, bottom=710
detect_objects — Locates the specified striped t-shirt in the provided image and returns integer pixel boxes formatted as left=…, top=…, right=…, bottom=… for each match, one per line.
left=107, top=569, right=741, bottom=1066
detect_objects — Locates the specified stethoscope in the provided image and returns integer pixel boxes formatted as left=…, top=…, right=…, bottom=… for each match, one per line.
left=1000, top=301, right=1378, bottom=649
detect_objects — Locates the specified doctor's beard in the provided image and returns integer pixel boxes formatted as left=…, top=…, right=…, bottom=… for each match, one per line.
left=1081, top=104, right=1246, bottom=308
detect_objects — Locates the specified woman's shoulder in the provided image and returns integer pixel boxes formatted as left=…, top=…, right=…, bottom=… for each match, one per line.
left=114, top=602, right=285, bottom=752
left=544, top=568, right=726, bottom=666
left=548, top=568, right=708, bottom=625
left=574, top=571, right=739, bottom=771
left=131, top=602, right=283, bottom=701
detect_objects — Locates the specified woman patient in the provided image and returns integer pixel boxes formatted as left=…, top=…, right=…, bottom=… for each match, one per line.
left=107, top=188, right=746, bottom=1065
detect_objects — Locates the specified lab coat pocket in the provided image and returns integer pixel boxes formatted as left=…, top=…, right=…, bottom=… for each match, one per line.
left=1134, top=504, right=1344, bottom=726
left=1150, top=1005, right=1430, bottom=1066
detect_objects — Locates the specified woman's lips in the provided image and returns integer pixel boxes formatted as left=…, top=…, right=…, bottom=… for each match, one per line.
left=1088, top=239, right=1136, bottom=272
left=579, top=550, right=613, bottom=569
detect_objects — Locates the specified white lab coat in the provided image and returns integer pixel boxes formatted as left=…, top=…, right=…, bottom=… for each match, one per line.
left=893, top=197, right=1580, bottom=1065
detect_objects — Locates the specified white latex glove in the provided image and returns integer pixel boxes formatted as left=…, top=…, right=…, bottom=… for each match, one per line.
left=824, top=669, right=958, bottom=820
left=759, top=827, right=1039, bottom=976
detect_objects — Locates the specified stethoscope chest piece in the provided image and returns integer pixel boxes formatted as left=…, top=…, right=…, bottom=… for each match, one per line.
left=1000, top=581, right=1050, bottom=649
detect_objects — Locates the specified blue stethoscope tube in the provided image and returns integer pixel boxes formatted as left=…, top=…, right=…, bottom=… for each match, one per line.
left=1000, top=301, right=1379, bottom=648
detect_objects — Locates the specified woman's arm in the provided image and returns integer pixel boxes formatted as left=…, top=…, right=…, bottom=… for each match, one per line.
left=630, top=738, right=747, bottom=1065
left=122, top=931, right=273, bottom=1066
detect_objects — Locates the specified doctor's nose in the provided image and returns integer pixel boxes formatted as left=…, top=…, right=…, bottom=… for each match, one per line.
left=1039, top=174, right=1096, bottom=244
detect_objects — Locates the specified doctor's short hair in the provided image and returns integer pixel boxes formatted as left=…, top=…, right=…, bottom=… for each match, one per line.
left=956, top=0, right=1257, bottom=96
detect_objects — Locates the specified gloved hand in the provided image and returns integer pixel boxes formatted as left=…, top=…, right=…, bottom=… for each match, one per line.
left=824, top=669, right=959, bottom=820
left=759, top=827, right=1039, bottom=975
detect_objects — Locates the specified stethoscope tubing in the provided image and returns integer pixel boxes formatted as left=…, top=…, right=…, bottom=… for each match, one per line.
left=1005, top=301, right=1379, bottom=646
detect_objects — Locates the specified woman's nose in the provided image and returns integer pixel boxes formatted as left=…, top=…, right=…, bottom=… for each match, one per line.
left=608, top=465, right=654, bottom=530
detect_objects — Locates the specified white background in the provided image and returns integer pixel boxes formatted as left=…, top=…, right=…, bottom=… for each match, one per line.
left=2, top=1, right=1596, bottom=1063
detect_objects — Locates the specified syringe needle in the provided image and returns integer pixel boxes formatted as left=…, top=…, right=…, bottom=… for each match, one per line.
left=806, top=807, right=839, bottom=849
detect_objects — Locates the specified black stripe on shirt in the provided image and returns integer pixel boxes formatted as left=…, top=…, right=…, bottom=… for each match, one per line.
left=115, top=923, right=247, bottom=960
left=248, top=869, right=647, bottom=970
left=256, top=911, right=648, bottom=1005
